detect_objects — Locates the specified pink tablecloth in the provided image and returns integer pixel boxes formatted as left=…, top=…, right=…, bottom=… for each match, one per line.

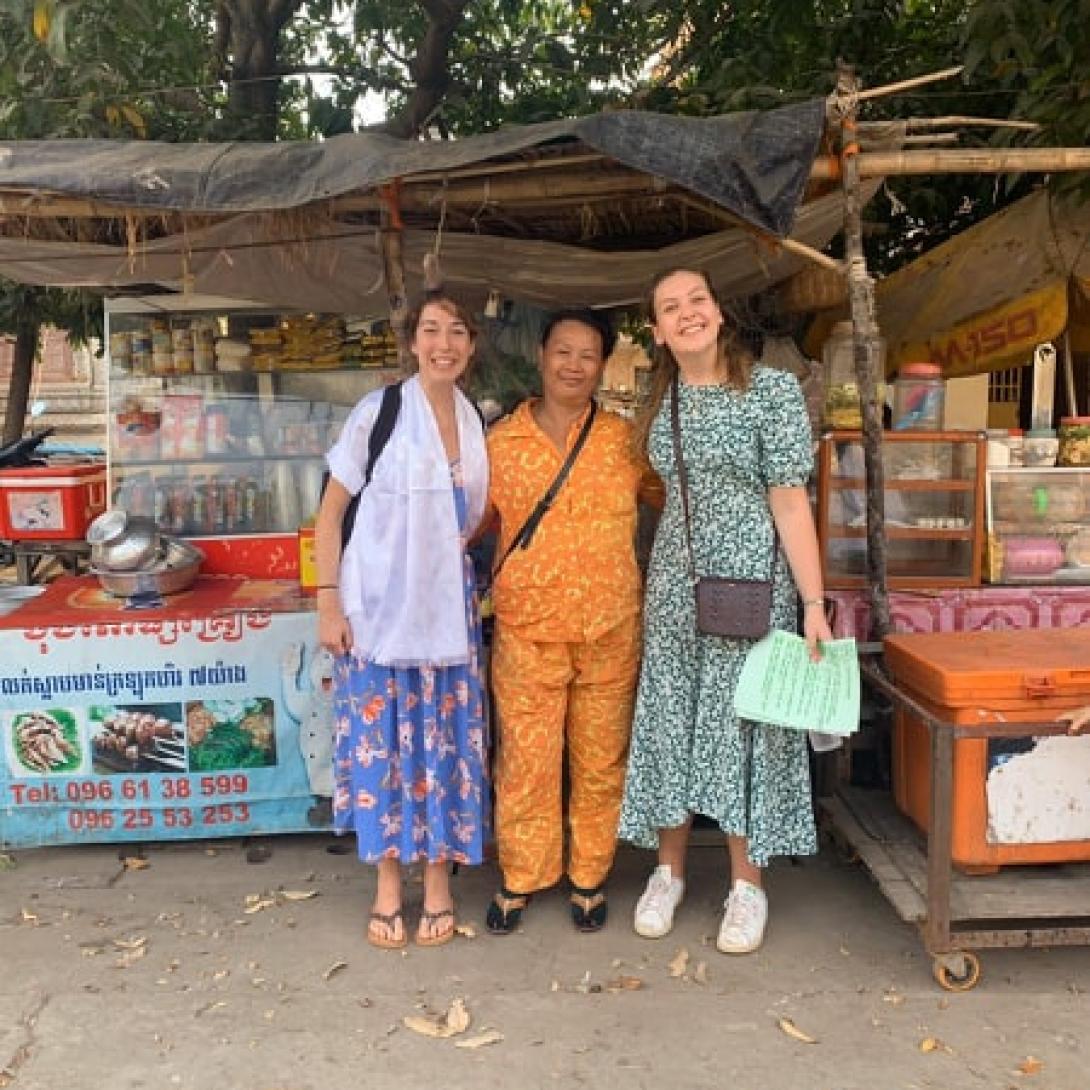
left=828, top=586, right=1090, bottom=639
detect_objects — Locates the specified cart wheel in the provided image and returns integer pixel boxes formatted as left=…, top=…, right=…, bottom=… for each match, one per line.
left=932, top=951, right=981, bottom=992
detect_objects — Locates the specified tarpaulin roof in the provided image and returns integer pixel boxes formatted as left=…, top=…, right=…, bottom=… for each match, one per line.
left=0, top=100, right=826, bottom=239
left=877, top=188, right=1090, bottom=376
left=0, top=186, right=868, bottom=314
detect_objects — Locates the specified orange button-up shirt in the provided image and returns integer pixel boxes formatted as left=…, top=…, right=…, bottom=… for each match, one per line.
left=487, top=400, right=663, bottom=642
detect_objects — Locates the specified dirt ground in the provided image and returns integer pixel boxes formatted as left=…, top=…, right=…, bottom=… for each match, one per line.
left=1, top=834, right=1087, bottom=1090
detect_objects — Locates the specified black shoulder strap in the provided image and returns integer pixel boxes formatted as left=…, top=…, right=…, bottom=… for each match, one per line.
left=489, top=399, right=597, bottom=584
left=341, top=381, right=402, bottom=549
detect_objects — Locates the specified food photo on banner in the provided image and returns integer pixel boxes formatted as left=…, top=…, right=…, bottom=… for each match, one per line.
left=0, top=612, right=334, bottom=848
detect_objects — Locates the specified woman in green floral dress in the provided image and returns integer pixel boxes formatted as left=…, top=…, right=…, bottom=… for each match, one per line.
left=620, top=268, right=833, bottom=955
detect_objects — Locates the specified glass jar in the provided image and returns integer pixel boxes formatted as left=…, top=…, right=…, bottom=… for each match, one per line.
left=822, top=321, right=886, bottom=430
left=1058, top=416, right=1090, bottom=467
left=892, top=362, right=944, bottom=431
left=1024, top=428, right=1059, bottom=467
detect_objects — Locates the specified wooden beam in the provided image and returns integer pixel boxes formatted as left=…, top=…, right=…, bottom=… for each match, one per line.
left=812, top=146, right=1090, bottom=178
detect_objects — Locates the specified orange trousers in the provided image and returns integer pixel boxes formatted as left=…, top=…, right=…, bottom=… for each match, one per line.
left=491, top=618, right=640, bottom=894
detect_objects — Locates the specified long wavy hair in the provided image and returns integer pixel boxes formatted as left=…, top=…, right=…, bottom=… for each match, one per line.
left=632, top=268, right=754, bottom=457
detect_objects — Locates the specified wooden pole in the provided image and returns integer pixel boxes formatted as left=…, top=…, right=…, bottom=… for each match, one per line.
left=835, top=65, right=891, bottom=640
left=1, top=325, right=35, bottom=447
left=377, top=182, right=412, bottom=375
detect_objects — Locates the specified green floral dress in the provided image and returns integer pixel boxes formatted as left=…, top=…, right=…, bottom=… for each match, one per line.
left=619, top=367, right=817, bottom=867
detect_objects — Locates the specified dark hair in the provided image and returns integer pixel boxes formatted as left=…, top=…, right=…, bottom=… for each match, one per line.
left=539, top=307, right=617, bottom=360
left=406, top=290, right=479, bottom=340
left=404, top=290, right=478, bottom=383
left=632, top=267, right=753, bottom=456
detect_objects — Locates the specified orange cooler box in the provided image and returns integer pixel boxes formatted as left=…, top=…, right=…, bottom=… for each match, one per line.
left=884, top=629, right=1090, bottom=870
left=0, top=462, right=107, bottom=540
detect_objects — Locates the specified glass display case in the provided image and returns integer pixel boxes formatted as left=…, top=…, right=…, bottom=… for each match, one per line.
left=986, top=467, right=1090, bottom=584
left=817, top=430, right=986, bottom=589
left=105, top=296, right=400, bottom=573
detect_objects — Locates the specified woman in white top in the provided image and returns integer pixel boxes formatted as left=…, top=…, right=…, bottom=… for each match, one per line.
left=314, top=292, right=490, bottom=949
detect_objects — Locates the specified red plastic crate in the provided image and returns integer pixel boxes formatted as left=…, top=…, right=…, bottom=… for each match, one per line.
left=0, top=462, right=107, bottom=540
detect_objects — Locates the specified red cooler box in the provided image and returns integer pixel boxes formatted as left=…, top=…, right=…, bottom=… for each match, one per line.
left=0, top=462, right=107, bottom=540
left=884, top=629, right=1090, bottom=870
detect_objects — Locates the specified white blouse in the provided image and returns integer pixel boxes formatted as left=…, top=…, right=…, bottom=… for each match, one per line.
left=325, top=375, right=488, bottom=667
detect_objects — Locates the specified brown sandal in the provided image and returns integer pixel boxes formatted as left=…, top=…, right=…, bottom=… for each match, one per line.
left=416, top=906, right=456, bottom=947
left=367, top=909, right=407, bottom=949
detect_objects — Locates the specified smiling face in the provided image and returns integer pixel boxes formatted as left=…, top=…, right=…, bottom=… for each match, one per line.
left=651, top=270, right=723, bottom=360
left=538, top=319, right=606, bottom=411
left=411, top=300, right=474, bottom=387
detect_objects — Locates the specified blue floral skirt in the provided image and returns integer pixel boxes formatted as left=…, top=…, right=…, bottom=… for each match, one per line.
left=331, top=555, right=490, bottom=864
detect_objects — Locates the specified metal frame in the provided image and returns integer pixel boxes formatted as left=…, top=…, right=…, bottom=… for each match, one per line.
left=825, top=655, right=1090, bottom=988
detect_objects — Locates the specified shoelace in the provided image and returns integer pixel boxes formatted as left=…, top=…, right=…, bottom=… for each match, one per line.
left=642, top=873, right=675, bottom=910
left=723, top=888, right=761, bottom=932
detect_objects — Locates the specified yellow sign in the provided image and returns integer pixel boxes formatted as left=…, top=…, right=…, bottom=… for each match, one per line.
left=891, top=282, right=1068, bottom=378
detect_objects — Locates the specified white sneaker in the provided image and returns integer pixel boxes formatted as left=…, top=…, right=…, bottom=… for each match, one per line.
left=716, top=880, right=768, bottom=954
left=634, top=865, right=685, bottom=938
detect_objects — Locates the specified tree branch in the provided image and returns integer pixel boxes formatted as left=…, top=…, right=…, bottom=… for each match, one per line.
left=380, top=0, right=471, bottom=139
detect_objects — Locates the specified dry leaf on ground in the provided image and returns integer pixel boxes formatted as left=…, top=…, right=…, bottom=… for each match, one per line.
left=323, top=961, right=348, bottom=981
left=403, top=997, right=471, bottom=1039
left=1017, top=1056, right=1044, bottom=1076
left=919, top=1036, right=950, bottom=1054
left=243, top=894, right=277, bottom=914
left=692, top=962, right=708, bottom=985
left=115, top=945, right=148, bottom=968
left=777, top=1018, right=818, bottom=1045
left=113, top=936, right=147, bottom=951
left=20, top=908, right=39, bottom=925
left=279, top=889, right=318, bottom=902
left=455, top=923, right=477, bottom=939
left=122, top=857, right=150, bottom=871
left=454, top=1030, right=504, bottom=1050
left=606, top=976, right=644, bottom=993
left=668, top=947, right=690, bottom=978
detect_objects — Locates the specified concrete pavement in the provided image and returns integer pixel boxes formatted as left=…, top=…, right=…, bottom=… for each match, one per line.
left=1, top=835, right=1087, bottom=1090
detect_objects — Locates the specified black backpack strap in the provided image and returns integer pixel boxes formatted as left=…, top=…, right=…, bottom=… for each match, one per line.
left=341, top=381, right=402, bottom=550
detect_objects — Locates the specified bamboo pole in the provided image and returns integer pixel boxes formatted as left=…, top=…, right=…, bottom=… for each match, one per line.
left=835, top=66, right=891, bottom=641
left=811, top=146, right=1090, bottom=179
left=853, top=65, right=963, bottom=102
left=5, top=144, right=1090, bottom=221
left=891, top=115, right=1040, bottom=133
left=674, top=193, right=845, bottom=272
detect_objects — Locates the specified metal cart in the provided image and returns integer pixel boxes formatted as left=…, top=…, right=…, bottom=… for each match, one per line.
left=821, top=657, right=1090, bottom=992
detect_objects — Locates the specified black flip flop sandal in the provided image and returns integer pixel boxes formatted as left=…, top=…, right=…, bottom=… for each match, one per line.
left=570, top=885, right=607, bottom=932
left=485, top=888, right=531, bottom=935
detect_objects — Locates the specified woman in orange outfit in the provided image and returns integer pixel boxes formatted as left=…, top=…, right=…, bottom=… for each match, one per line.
left=485, top=308, right=662, bottom=934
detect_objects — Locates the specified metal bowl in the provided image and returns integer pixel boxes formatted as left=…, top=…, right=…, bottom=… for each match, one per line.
left=87, top=510, right=162, bottom=571
left=92, top=555, right=201, bottom=598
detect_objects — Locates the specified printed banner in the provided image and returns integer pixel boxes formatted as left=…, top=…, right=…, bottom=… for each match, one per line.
left=0, top=607, right=334, bottom=848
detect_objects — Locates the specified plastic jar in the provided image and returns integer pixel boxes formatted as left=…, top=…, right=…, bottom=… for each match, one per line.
left=1003, top=536, right=1064, bottom=578
left=892, top=362, right=944, bottom=431
left=1058, top=416, right=1090, bottom=467
left=1024, top=428, right=1059, bottom=467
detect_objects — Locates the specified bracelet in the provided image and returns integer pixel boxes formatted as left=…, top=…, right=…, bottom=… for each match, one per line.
left=802, top=597, right=826, bottom=608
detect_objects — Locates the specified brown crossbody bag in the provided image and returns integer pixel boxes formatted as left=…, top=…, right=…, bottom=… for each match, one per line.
left=670, top=374, right=774, bottom=640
